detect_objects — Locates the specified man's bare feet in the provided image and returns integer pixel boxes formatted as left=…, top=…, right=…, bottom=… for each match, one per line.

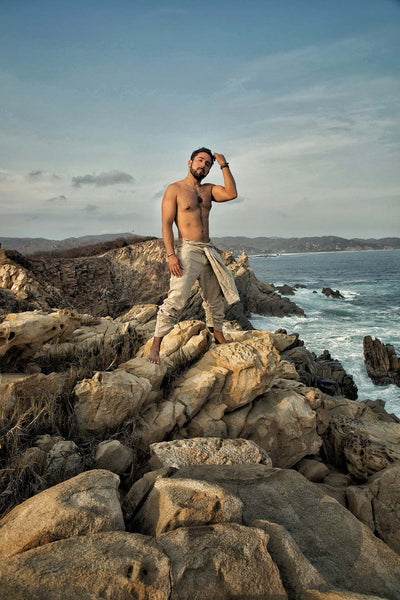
left=147, top=336, right=163, bottom=364
left=213, top=329, right=229, bottom=345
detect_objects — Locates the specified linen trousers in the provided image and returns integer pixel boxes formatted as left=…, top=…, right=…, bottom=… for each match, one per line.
left=154, top=240, right=225, bottom=337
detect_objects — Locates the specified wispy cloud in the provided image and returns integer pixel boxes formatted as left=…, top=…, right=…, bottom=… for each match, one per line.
left=72, top=170, right=135, bottom=188
left=27, top=171, right=61, bottom=181
left=47, top=195, right=67, bottom=203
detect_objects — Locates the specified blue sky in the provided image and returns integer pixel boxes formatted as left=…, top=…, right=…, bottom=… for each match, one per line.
left=1, top=0, right=399, bottom=240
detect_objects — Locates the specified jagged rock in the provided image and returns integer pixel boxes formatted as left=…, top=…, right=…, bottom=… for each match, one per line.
left=94, top=440, right=134, bottom=474
left=45, top=440, right=83, bottom=482
left=322, top=288, right=344, bottom=299
left=239, top=388, right=322, bottom=468
left=149, top=438, right=272, bottom=469
left=0, top=531, right=172, bottom=600
left=0, top=470, right=124, bottom=560
left=35, top=434, right=64, bottom=452
left=132, top=477, right=244, bottom=536
left=0, top=310, right=81, bottom=364
left=232, top=252, right=305, bottom=317
left=346, top=462, right=400, bottom=554
left=139, top=319, right=212, bottom=372
left=157, top=522, right=288, bottom=599
left=0, top=288, right=33, bottom=319
left=301, top=591, right=389, bottom=599
left=276, top=284, right=295, bottom=295
left=363, top=336, right=400, bottom=387
left=315, top=350, right=358, bottom=400
left=169, top=464, right=400, bottom=599
left=136, top=400, right=187, bottom=446
left=317, top=396, right=400, bottom=481
left=0, top=249, right=71, bottom=311
left=295, top=458, right=330, bottom=482
left=282, top=346, right=319, bottom=387
left=74, top=369, right=153, bottom=436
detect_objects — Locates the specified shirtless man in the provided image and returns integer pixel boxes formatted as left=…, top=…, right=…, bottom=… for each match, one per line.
left=147, top=147, right=239, bottom=364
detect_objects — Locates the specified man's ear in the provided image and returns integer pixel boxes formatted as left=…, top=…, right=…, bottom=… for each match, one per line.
left=188, top=159, right=192, bottom=168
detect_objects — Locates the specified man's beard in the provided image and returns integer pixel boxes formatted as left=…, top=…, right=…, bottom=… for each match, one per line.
left=190, top=167, right=205, bottom=181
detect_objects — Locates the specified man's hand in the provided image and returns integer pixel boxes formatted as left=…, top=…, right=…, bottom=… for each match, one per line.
left=168, top=254, right=183, bottom=277
left=213, top=153, right=228, bottom=166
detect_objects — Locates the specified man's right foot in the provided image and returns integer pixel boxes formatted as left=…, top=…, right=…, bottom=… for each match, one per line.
left=147, top=347, right=161, bottom=364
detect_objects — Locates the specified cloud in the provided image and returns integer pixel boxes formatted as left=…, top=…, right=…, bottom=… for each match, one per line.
left=27, top=171, right=61, bottom=181
left=46, top=195, right=67, bottom=203
left=72, top=170, right=135, bottom=188
left=84, top=203, right=100, bottom=213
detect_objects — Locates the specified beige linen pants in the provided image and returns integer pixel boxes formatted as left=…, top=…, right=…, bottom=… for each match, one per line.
left=154, top=240, right=225, bottom=337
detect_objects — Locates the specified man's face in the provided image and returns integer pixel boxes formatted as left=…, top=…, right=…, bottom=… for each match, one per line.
left=188, top=152, right=213, bottom=181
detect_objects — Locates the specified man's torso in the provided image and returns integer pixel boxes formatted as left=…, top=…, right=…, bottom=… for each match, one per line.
left=173, top=180, right=214, bottom=243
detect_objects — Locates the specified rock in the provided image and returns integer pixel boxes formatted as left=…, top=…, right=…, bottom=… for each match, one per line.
left=157, top=523, right=288, bottom=599
left=139, top=319, right=212, bottom=373
left=45, top=440, right=83, bottom=482
left=346, top=462, right=400, bottom=554
left=282, top=346, right=318, bottom=387
left=363, top=336, right=400, bottom=387
left=123, top=467, right=177, bottom=524
left=322, top=288, right=344, bottom=299
left=0, top=310, right=80, bottom=364
left=301, top=591, right=389, bottom=599
left=94, top=440, right=134, bottom=474
left=170, top=464, right=400, bottom=599
left=0, top=531, right=171, bottom=600
left=0, top=470, right=124, bottom=560
left=74, top=369, right=153, bottom=436
left=132, top=477, right=243, bottom=536
left=317, top=396, right=400, bottom=480
left=136, top=400, right=187, bottom=446
left=315, top=350, right=358, bottom=400
left=149, top=438, right=272, bottom=469
left=276, top=284, right=295, bottom=295
left=239, top=387, right=322, bottom=468
left=252, top=519, right=325, bottom=597
left=35, top=434, right=64, bottom=452
left=295, top=458, right=330, bottom=482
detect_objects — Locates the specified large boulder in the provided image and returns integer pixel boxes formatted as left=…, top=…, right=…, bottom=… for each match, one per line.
left=0, top=470, right=124, bottom=560
left=149, top=437, right=271, bottom=469
left=74, top=370, right=153, bottom=436
left=157, top=523, right=288, bottom=599
left=168, top=465, right=400, bottom=599
left=239, top=387, right=322, bottom=468
left=0, top=531, right=171, bottom=600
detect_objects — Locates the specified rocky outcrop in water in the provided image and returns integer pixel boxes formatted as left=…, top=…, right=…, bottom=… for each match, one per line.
left=363, top=335, right=400, bottom=387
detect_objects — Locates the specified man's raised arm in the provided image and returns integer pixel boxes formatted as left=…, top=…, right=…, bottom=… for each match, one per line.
left=161, top=185, right=183, bottom=278
left=211, top=153, right=237, bottom=202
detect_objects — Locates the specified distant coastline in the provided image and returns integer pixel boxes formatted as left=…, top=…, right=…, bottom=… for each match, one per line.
left=0, top=233, right=399, bottom=257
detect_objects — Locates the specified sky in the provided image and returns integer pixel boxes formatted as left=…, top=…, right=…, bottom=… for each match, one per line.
left=0, top=0, right=399, bottom=240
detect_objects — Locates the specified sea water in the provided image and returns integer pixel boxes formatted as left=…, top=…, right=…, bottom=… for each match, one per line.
left=248, top=249, right=400, bottom=416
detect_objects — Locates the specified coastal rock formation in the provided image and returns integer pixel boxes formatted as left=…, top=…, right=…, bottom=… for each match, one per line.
left=363, top=335, right=400, bottom=387
left=0, top=241, right=304, bottom=329
left=322, top=287, right=344, bottom=299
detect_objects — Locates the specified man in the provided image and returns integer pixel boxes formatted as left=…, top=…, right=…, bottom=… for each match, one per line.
left=147, top=147, right=240, bottom=364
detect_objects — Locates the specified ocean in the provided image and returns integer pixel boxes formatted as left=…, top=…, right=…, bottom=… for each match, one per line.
left=248, top=249, right=400, bottom=417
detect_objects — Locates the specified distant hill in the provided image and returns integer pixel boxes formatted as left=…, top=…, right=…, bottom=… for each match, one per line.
left=0, top=233, right=133, bottom=255
left=211, top=236, right=400, bottom=256
left=1, top=234, right=399, bottom=257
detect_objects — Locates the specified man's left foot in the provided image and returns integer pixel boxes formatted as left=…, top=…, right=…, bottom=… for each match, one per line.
left=213, top=330, right=229, bottom=345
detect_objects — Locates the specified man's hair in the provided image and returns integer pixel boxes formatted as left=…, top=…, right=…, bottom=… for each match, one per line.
left=190, top=147, right=215, bottom=164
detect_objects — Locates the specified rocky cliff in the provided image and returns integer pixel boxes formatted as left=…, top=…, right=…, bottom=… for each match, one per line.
left=1, top=302, right=400, bottom=599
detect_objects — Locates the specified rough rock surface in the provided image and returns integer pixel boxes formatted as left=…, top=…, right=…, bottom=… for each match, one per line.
left=0, top=470, right=124, bottom=560
left=346, top=462, right=400, bottom=554
left=0, top=531, right=171, bottom=600
left=168, top=465, right=400, bottom=599
left=363, top=335, right=400, bottom=387
left=322, top=288, right=344, bottom=299
left=317, top=396, right=400, bottom=480
left=149, top=437, right=272, bottom=469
